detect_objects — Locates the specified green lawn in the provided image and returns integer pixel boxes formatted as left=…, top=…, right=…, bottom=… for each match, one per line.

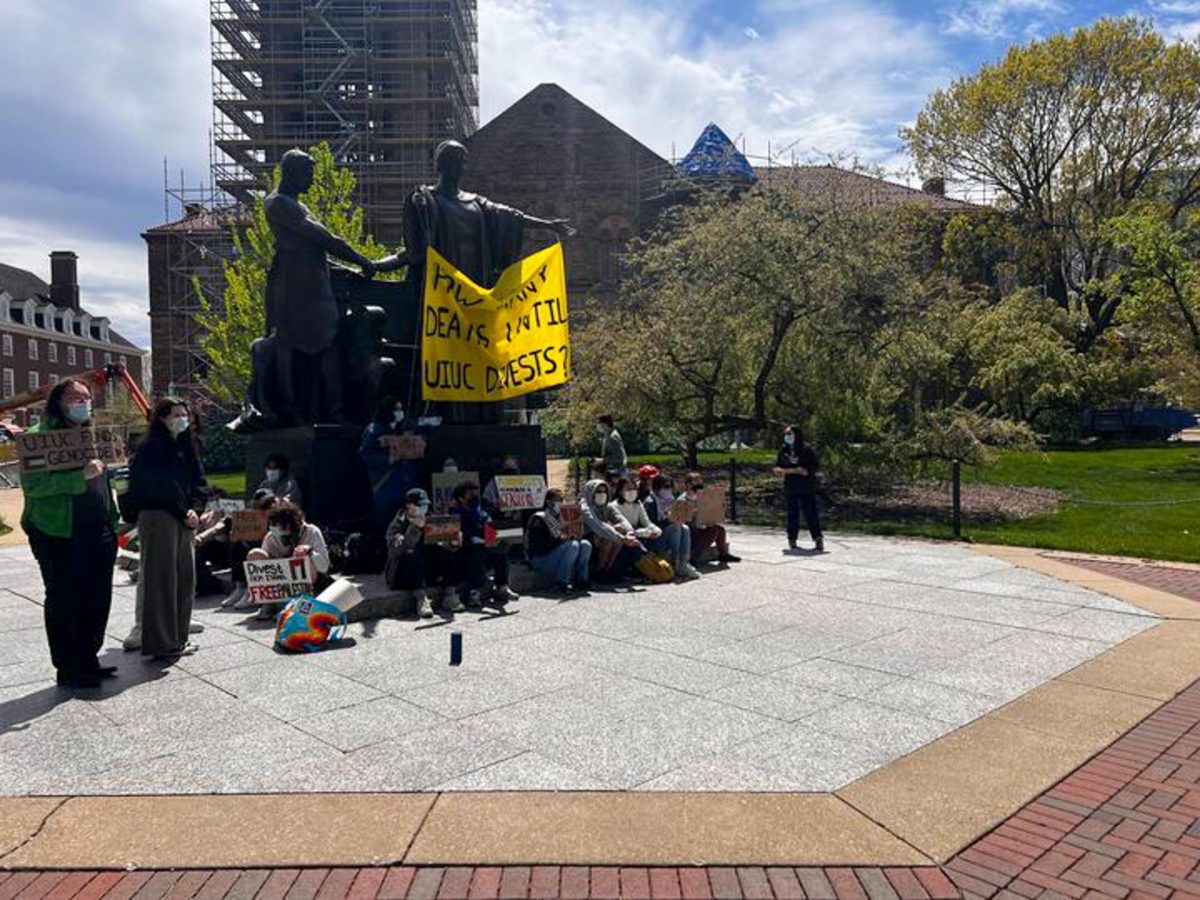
left=209, top=471, right=248, bottom=496
left=849, top=445, right=1200, bottom=563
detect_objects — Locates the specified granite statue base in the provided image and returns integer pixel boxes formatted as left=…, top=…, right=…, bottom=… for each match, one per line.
left=246, top=425, right=373, bottom=528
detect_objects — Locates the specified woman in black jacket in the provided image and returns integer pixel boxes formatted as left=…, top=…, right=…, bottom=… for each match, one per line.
left=127, top=397, right=208, bottom=658
left=773, top=424, right=823, bottom=552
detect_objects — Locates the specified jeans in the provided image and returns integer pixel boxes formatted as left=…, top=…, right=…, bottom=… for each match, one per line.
left=648, top=524, right=690, bottom=566
left=786, top=493, right=822, bottom=542
left=531, top=539, right=593, bottom=586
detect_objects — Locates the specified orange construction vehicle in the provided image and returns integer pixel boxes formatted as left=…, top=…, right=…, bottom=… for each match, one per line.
left=0, top=363, right=150, bottom=422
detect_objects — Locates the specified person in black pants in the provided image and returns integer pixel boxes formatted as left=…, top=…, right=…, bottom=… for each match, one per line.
left=20, top=378, right=120, bottom=689
left=774, top=424, right=824, bottom=552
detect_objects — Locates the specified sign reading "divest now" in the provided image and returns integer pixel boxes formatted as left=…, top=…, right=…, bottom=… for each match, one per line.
left=421, top=244, right=571, bottom=402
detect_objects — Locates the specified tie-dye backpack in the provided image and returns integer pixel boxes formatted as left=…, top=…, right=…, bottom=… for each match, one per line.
left=274, top=596, right=347, bottom=653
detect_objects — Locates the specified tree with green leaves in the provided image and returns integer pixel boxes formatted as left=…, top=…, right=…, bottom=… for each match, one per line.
left=904, top=18, right=1200, bottom=349
left=195, top=143, right=394, bottom=406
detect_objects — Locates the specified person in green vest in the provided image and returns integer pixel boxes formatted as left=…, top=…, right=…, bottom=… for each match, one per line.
left=21, top=378, right=120, bottom=690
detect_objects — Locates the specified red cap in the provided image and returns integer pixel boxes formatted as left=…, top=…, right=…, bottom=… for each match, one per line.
left=637, top=464, right=660, bottom=480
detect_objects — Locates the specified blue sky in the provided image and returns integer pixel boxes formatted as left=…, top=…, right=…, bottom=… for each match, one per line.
left=1, top=0, right=1198, bottom=348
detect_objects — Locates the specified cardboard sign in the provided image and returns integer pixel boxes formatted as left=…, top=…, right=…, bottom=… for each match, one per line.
left=209, top=498, right=245, bottom=515
left=696, top=487, right=726, bottom=527
left=668, top=498, right=694, bottom=525
left=492, top=474, right=547, bottom=511
left=423, top=514, right=461, bottom=546
left=0, top=443, right=15, bottom=464
left=560, top=502, right=584, bottom=539
left=382, top=434, right=427, bottom=462
left=431, top=470, right=478, bottom=514
left=230, top=509, right=270, bottom=542
left=16, top=426, right=126, bottom=474
left=244, top=556, right=316, bottom=606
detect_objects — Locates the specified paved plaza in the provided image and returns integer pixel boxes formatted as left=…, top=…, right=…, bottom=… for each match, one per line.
left=0, top=528, right=1162, bottom=797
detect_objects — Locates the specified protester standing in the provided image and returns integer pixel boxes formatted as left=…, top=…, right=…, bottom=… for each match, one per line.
left=773, top=425, right=824, bottom=552
left=21, top=379, right=120, bottom=689
left=127, top=397, right=208, bottom=659
left=593, top=414, right=628, bottom=478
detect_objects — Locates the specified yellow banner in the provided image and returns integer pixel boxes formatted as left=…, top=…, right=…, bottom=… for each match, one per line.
left=421, top=243, right=571, bottom=402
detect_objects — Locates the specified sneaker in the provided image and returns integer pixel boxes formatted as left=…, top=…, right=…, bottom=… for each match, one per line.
left=188, top=622, right=205, bottom=635
left=444, top=593, right=466, bottom=614
left=255, top=605, right=275, bottom=621
left=679, top=562, right=702, bottom=580
left=122, top=628, right=141, bottom=652
left=234, top=593, right=256, bottom=611
left=465, top=589, right=485, bottom=609
left=718, top=553, right=742, bottom=564
left=492, top=585, right=519, bottom=605
left=815, top=537, right=825, bottom=552
left=416, top=591, right=433, bottom=619
left=220, top=585, right=246, bottom=609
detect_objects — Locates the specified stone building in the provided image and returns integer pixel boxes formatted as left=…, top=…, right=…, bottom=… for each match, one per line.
left=0, top=253, right=147, bottom=428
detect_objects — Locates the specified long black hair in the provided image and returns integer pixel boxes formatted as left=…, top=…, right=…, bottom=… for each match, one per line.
left=147, top=396, right=199, bottom=458
left=44, top=378, right=91, bottom=426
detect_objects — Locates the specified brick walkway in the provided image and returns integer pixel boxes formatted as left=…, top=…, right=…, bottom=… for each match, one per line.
left=2, top=683, right=1198, bottom=899
left=1047, top=554, right=1200, bottom=603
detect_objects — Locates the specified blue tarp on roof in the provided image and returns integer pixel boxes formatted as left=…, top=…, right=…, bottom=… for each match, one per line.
left=676, top=123, right=757, bottom=182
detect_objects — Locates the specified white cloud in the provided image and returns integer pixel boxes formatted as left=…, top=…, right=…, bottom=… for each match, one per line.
left=941, top=0, right=1066, bottom=38
left=744, top=26, right=762, bottom=39
left=479, top=0, right=948, bottom=168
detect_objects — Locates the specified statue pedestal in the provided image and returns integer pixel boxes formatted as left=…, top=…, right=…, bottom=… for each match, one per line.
left=246, top=425, right=372, bottom=527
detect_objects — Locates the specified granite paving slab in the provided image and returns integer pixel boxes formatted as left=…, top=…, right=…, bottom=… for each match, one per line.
left=0, top=529, right=1162, bottom=794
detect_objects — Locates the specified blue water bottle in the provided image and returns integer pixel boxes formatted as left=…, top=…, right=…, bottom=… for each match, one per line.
left=450, top=630, right=463, bottom=666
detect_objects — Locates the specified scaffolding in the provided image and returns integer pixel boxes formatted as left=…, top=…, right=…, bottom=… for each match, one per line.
left=210, top=0, right=479, bottom=243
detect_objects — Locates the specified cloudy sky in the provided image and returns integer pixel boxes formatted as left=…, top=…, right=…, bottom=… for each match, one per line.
left=1, top=0, right=1198, bottom=348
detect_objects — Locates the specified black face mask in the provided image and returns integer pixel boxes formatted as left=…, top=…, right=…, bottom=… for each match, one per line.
left=692, top=484, right=705, bottom=492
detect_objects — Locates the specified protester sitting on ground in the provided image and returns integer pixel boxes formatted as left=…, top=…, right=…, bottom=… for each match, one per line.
left=384, top=488, right=441, bottom=619
left=525, top=488, right=592, bottom=593
left=193, top=488, right=232, bottom=597
left=449, top=480, right=520, bottom=608
left=127, top=396, right=209, bottom=660
left=257, top=453, right=302, bottom=509
left=643, top=474, right=700, bottom=579
left=21, top=378, right=120, bottom=689
left=221, top=489, right=282, bottom=610
left=246, top=501, right=332, bottom=621
left=581, top=478, right=643, bottom=582
left=636, top=464, right=659, bottom=500
left=773, top=424, right=824, bottom=552
left=680, top=472, right=741, bottom=566
left=593, top=414, right=628, bottom=478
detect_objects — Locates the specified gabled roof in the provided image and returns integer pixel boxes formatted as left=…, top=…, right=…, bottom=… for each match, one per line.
left=756, top=165, right=981, bottom=213
left=678, top=123, right=756, bottom=182
left=143, top=206, right=247, bottom=236
left=0, top=262, right=51, bottom=302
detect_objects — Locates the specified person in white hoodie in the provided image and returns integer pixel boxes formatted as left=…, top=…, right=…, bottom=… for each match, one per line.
left=613, top=476, right=699, bottom=579
left=581, top=478, right=642, bottom=582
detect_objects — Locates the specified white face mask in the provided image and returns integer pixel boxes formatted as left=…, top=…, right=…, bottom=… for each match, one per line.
left=784, top=433, right=796, bottom=446
left=443, top=460, right=458, bottom=473
left=265, top=469, right=281, bottom=483
left=170, top=415, right=189, bottom=435
left=416, top=503, right=429, bottom=516
left=393, top=408, right=405, bottom=423
left=65, top=400, right=92, bottom=424
left=658, top=488, right=673, bottom=501
left=594, top=492, right=609, bottom=506
left=549, top=501, right=562, bottom=514
left=622, top=490, right=638, bottom=503
left=596, top=425, right=607, bottom=437
left=269, top=525, right=286, bottom=539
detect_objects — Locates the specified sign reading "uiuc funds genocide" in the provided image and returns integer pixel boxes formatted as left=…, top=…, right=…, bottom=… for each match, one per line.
left=16, top=427, right=127, bottom=474
left=243, top=556, right=315, bottom=606
left=421, top=243, right=571, bottom=402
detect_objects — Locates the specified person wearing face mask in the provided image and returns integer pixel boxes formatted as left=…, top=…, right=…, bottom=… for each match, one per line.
left=385, top=488, right=442, bottom=618
left=580, top=478, right=643, bottom=582
left=449, top=480, right=519, bottom=608
left=257, top=453, right=302, bottom=508
left=525, top=488, right=592, bottom=593
left=773, top=424, right=823, bottom=552
left=126, top=396, right=209, bottom=659
left=592, top=414, right=627, bottom=478
left=220, top=489, right=280, bottom=610
left=680, top=472, right=741, bottom=566
left=21, top=379, right=120, bottom=689
left=643, top=474, right=701, bottom=579
left=246, top=501, right=333, bottom=620
left=359, top=395, right=421, bottom=548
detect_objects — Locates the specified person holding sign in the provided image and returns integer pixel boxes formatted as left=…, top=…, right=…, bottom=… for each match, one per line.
left=524, top=488, right=592, bottom=594
left=643, top=474, right=701, bottom=580
left=449, top=481, right=519, bottom=608
left=246, top=502, right=332, bottom=620
left=581, top=478, right=644, bottom=582
left=220, top=489, right=280, bottom=610
left=384, top=488, right=443, bottom=619
left=20, top=378, right=120, bottom=689
left=358, top=396, right=422, bottom=544
left=680, top=473, right=741, bottom=567
left=773, top=424, right=824, bottom=552
left=124, top=397, right=209, bottom=659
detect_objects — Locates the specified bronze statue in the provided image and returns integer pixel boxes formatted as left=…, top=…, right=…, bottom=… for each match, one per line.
left=234, top=149, right=378, bottom=431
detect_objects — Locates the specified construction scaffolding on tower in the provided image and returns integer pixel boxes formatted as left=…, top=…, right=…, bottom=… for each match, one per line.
left=209, top=0, right=480, bottom=245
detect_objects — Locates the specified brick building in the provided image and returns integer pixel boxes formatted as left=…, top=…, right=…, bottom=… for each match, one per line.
left=0, top=253, right=147, bottom=427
